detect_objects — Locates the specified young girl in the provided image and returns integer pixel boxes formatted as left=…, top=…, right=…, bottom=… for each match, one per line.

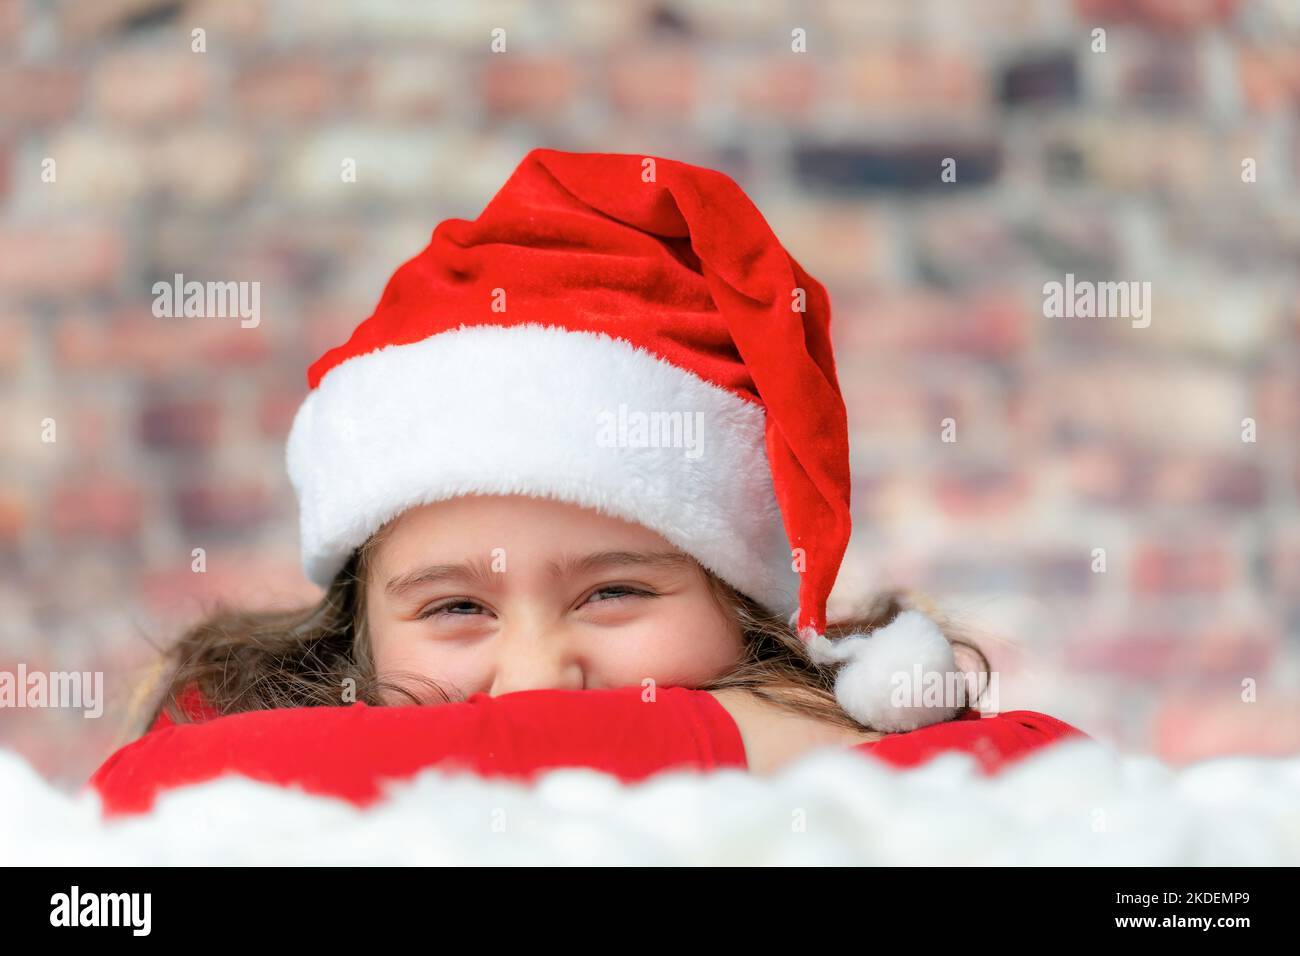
left=89, top=149, right=1088, bottom=815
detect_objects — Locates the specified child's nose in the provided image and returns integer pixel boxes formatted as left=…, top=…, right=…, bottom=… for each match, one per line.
left=487, top=628, right=585, bottom=696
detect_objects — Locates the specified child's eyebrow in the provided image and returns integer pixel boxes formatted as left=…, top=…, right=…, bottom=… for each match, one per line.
left=546, top=550, right=693, bottom=578
left=384, top=557, right=498, bottom=599
left=384, top=550, right=691, bottom=599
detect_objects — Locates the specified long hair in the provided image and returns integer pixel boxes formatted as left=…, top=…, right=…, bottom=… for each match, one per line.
left=140, top=530, right=992, bottom=737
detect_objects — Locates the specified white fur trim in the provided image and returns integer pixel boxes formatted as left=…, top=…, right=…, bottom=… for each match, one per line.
left=806, top=610, right=965, bottom=733
left=286, top=323, right=799, bottom=615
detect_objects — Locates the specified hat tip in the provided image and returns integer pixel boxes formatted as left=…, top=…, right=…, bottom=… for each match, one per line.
left=808, top=610, right=966, bottom=733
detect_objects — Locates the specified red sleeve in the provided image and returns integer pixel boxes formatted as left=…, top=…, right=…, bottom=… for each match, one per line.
left=88, top=685, right=748, bottom=816
left=854, top=709, right=1091, bottom=775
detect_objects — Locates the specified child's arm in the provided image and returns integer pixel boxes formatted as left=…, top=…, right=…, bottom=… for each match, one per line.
left=705, top=687, right=882, bottom=774
left=88, top=686, right=748, bottom=816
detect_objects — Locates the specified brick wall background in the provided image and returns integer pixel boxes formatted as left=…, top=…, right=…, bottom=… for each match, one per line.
left=2, top=0, right=1298, bottom=787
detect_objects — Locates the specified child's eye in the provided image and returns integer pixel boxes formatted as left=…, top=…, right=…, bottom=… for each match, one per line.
left=584, top=585, right=656, bottom=605
left=417, top=599, right=485, bottom=620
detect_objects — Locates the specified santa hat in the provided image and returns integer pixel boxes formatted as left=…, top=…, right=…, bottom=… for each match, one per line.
left=286, top=147, right=963, bottom=733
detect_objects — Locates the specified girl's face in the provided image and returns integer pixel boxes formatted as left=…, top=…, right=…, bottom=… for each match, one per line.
left=365, top=495, right=745, bottom=701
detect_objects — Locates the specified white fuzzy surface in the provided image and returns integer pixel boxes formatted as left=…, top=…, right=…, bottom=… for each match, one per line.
left=6, top=741, right=1299, bottom=865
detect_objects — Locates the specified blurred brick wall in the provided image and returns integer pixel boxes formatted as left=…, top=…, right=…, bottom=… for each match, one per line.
left=2, top=0, right=1298, bottom=786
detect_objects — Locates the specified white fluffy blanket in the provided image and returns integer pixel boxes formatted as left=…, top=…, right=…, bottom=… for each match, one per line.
left=6, top=739, right=1299, bottom=864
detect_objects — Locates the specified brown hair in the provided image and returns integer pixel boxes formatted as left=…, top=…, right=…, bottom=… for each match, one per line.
left=141, top=528, right=992, bottom=738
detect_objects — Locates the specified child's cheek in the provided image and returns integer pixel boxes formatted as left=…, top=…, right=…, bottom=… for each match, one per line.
left=373, top=634, right=488, bottom=699
left=600, top=614, right=743, bottom=689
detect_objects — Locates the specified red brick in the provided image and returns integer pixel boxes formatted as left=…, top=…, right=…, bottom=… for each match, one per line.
left=729, top=57, right=819, bottom=117
left=0, top=309, right=26, bottom=375
left=139, top=554, right=318, bottom=620
left=49, top=480, right=144, bottom=540
left=1119, top=37, right=1202, bottom=109
left=766, top=206, right=884, bottom=288
left=59, top=1, right=266, bottom=45
left=186, top=0, right=268, bottom=39
left=1038, top=363, right=1244, bottom=451
left=1073, top=0, right=1244, bottom=32
left=912, top=211, right=1024, bottom=286
left=1237, top=47, right=1300, bottom=111
left=235, top=60, right=338, bottom=120
left=60, top=403, right=119, bottom=460
left=359, top=56, right=447, bottom=119
left=921, top=555, right=1023, bottom=593
left=1062, top=445, right=1150, bottom=507
left=849, top=472, right=893, bottom=523
left=1255, top=365, right=1299, bottom=437
left=842, top=369, right=1016, bottom=459
left=151, top=126, right=257, bottom=206
left=1026, top=552, right=1097, bottom=596
left=840, top=376, right=930, bottom=441
left=35, top=129, right=147, bottom=204
left=58, top=0, right=180, bottom=39
left=93, top=51, right=210, bottom=125
left=606, top=49, right=698, bottom=116
left=837, top=290, right=1030, bottom=360
left=53, top=307, right=269, bottom=376
left=1131, top=543, right=1233, bottom=594
left=1200, top=458, right=1267, bottom=509
left=0, top=66, right=81, bottom=126
left=0, top=0, right=20, bottom=49
left=932, top=467, right=1031, bottom=519
left=257, top=386, right=306, bottom=439
left=0, top=485, right=26, bottom=544
left=0, top=225, right=121, bottom=297
left=1063, top=628, right=1185, bottom=680
left=842, top=49, right=986, bottom=114
left=1267, top=538, right=1300, bottom=594
left=1066, top=444, right=1258, bottom=512
left=175, top=479, right=274, bottom=535
left=1149, top=453, right=1267, bottom=510
left=303, top=299, right=370, bottom=363
left=1186, top=626, right=1278, bottom=676
left=139, top=396, right=222, bottom=450
left=480, top=57, right=578, bottom=117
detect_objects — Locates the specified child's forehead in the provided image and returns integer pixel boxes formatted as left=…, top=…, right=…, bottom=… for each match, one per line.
left=371, top=494, right=681, bottom=559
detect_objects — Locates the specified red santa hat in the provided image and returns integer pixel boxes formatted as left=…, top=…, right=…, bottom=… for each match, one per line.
left=286, top=147, right=962, bottom=733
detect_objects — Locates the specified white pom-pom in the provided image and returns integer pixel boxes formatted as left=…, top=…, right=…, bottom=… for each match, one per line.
left=804, top=610, right=966, bottom=734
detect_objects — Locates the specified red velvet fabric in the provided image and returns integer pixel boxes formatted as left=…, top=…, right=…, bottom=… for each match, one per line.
left=88, top=685, right=1090, bottom=817
left=855, top=707, right=1092, bottom=774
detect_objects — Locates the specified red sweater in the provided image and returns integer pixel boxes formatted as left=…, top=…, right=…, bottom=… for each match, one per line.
left=88, top=685, right=1090, bottom=816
